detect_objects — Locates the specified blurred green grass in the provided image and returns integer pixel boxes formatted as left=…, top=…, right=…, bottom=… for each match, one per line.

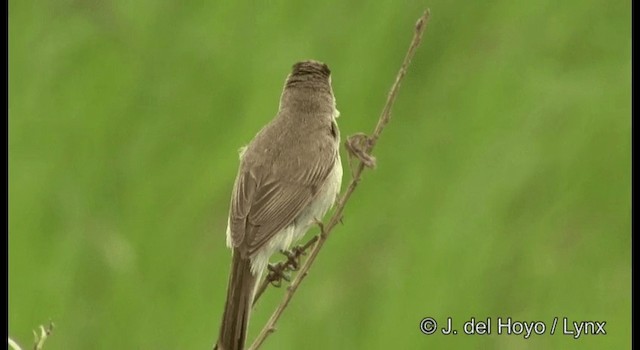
left=9, top=0, right=630, bottom=349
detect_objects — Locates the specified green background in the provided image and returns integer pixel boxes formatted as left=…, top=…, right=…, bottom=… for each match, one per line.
left=9, top=0, right=631, bottom=349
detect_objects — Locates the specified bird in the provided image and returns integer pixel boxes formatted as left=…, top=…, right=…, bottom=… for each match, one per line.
left=215, top=60, right=342, bottom=350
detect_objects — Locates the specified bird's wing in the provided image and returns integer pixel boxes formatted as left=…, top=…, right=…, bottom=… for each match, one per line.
left=228, top=156, right=335, bottom=256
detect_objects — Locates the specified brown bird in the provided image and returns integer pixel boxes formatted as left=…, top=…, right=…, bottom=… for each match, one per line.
left=215, top=60, right=342, bottom=350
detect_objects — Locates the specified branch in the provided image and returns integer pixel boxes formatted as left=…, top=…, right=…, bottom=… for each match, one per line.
left=8, top=321, right=55, bottom=350
left=8, top=338, right=23, bottom=350
left=248, top=9, right=431, bottom=350
left=33, top=322, right=54, bottom=350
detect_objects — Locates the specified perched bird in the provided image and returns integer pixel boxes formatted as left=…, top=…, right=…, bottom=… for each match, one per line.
left=215, top=60, right=342, bottom=350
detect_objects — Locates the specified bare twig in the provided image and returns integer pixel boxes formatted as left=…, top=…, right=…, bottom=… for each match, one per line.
left=32, top=322, right=54, bottom=350
left=248, top=9, right=431, bottom=350
left=8, top=337, right=23, bottom=350
left=9, top=321, right=55, bottom=350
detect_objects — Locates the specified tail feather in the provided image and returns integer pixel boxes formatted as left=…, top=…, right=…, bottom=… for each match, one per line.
left=215, top=251, right=258, bottom=350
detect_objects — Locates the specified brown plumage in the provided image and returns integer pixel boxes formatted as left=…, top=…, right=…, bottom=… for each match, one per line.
left=215, top=60, right=342, bottom=350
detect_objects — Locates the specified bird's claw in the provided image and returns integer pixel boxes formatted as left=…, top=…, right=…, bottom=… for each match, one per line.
left=280, top=248, right=301, bottom=271
left=266, top=262, right=285, bottom=287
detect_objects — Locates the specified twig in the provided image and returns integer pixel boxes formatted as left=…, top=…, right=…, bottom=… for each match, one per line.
left=248, top=9, right=431, bottom=350
left=32, top=322, right=54, bottom=350
left=8, top=337, right=23, bottom=350
left=8, top=321, right=55, bottom=350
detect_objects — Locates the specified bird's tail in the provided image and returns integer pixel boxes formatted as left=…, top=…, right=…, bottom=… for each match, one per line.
left=215, top=251, right=258, bottom=350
